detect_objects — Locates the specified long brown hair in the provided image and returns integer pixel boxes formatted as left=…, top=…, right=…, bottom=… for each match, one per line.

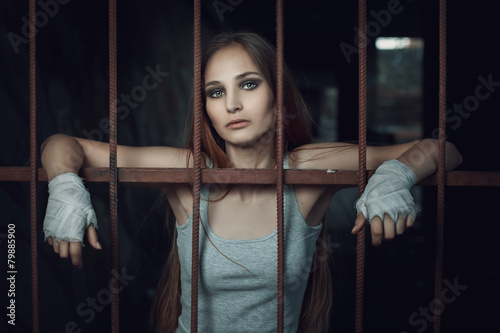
left=152, top=31, right=332, bottom=332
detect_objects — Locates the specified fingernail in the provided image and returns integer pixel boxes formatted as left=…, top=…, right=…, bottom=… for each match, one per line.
left=96, top=241, right=102, bottom=249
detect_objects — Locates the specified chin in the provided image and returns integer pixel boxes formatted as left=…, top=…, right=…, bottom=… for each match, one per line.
left=221, top=126, right=275, bottom=148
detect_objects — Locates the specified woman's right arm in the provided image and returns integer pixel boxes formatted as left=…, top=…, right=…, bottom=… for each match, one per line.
left=42, top=134, right=190, bottom=180
left=41, top=134, right=190, bottom=268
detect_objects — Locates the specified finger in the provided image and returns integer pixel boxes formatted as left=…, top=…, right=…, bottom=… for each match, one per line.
left=396, top=213, right=406, bottom=235
left=352, top=213, right=367, bottom=234
left=52, top=239, right=60, bottom=254
left=86, top=224, right=101, bottom=250
left=370, top=216, right=383, bottom=246
left=47, top=236, right=53, bottom=246
left=69, top=242, right=83, bottom=268
left=59, top=240, right=69, bottom=258
left=406, top=215, right=415, bottom=228
left=383, top=214, right=396, bottom=240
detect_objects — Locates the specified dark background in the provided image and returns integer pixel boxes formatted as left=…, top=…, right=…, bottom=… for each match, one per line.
left=1, top=0, right=499, bottom=332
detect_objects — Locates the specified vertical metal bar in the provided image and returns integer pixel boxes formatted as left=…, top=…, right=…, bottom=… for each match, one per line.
left=275, top=0, right=285, bottom=331
left=434, top=0, right=447, bottom=332
left=355, top=0, right=367, bottom=332
left=191, top=0, right=202, bottom=331
left=29, top=0, right=39, bottom=332
left=108, top=0, right=119, bottom=332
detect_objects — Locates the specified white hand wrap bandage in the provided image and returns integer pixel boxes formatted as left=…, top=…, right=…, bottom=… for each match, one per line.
left=355, top=159, right=417, bottom=223
left=43, top=173, right=97, bottom=243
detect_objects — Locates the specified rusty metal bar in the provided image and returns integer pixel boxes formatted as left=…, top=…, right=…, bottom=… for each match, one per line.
left=355, top=0, right=368, bottom=332
left=434, top=0, right=447, bottom=332
left=29, top=0, right=39, bottom=332
left=2, top=167, right=500, bottom=186
left=276, top=0, right=285, bottom=331
left=191, top=0, right=202, bottom=331
left=108, top=0, right=119, bottom=331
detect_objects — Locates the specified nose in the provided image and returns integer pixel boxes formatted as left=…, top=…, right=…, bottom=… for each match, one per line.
left=226, top=90, right=242, bottom=113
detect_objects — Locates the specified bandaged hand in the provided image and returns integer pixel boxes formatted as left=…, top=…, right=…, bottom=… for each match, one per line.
left=43, top=172, right=100, bottom=267
left=352, top=159, right=417, bottom=245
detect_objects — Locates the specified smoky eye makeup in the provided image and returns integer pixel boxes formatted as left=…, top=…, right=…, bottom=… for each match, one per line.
left=204, top=81, right=221, bottom=98
left=240, top=78, right=262, bottom=90
left=207, top=88, right=224, bottom=98
left=204, top=76, right=264, bottom=98
left=203, top=85, right=221, bottom=98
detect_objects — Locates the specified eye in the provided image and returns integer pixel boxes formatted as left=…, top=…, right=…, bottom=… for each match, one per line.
left=208, top=89, right=224, bottom=98
left=241, top=81, right=258, bottom=90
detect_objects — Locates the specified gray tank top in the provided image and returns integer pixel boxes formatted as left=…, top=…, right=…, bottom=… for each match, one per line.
left=175, top=156, right=322, bottom=332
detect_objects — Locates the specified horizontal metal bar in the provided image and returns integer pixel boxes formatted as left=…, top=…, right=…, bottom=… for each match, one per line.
left=0, top=167, right=499, bottom=186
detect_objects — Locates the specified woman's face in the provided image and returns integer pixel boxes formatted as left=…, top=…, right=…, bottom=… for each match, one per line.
left=204, top=44, right=275, bottom=149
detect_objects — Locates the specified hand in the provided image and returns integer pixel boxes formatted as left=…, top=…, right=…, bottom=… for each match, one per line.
left=352, top=159, right=417, bottom=246
left=352, top=212, right=414, bottom=246
left=43, top=173, right=101, bottom=268
left=46, top=224, right=100, bottom=268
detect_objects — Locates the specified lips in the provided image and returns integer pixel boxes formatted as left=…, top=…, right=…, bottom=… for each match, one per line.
left=226, top=118, right=250, bottom=129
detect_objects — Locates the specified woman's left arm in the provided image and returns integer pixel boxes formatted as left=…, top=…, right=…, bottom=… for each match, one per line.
left=352, top=138, right=463, bottom=245
left=293, top=138, right=462, bottom=245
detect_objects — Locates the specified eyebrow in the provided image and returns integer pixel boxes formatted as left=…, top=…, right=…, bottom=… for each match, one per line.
left=204, top=71, right=261, bottom=89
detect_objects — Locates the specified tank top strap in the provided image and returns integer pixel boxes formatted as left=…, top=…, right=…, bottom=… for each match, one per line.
left=205, top=157, right=213, bottom=169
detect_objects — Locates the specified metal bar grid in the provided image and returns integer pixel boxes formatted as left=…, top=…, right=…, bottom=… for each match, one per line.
left=9, top=0, right=498, bottom=332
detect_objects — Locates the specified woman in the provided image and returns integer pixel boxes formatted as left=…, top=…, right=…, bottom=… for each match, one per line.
left=41, top=32, right=462, bottom=332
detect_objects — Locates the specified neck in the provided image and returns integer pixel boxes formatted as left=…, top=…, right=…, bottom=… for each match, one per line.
left=225, top=141, right=276, bottom=169
left=212, top=140, right=278, bottom=202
